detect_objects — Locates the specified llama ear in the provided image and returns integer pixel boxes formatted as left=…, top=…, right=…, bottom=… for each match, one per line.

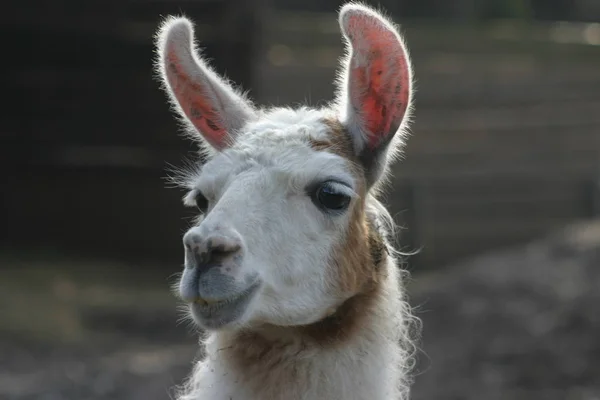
left=155, top=17, right=256, bottom=151
left=336, top=5, right=413, bottom=185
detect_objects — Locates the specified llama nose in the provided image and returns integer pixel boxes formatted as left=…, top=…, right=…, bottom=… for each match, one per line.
left=183, top=230, right=242, bottom=272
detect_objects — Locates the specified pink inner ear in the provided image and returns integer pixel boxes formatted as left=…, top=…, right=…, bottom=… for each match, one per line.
left=346, top=14, right=410, bottom=150
left=165, top=48, right=229, bottom=149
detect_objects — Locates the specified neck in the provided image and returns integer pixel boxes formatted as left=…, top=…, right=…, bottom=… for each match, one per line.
left=179, top=260, right=412, bottom=400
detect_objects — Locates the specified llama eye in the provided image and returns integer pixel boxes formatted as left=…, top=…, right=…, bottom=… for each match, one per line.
left=313, top=182, right=351, bottom=212
left=194, top=192, right=209, bottom=212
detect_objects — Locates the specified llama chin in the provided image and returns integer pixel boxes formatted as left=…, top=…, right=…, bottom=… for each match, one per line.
left=155, top=3, right=420, bottom=399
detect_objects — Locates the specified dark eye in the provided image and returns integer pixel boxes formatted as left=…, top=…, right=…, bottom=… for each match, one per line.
left=312, top=182, right=351, bottom=212
left=194, top=192, right=209, bottom=213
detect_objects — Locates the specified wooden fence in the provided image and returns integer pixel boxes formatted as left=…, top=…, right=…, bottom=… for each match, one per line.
left=1, top=5, right=599, bottom=269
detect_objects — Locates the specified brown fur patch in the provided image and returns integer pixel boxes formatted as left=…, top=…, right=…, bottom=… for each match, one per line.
left=300, top=216, right=388, bottom=342
left=307, top=203, right=388, bottom=339
left=333, top=199, right=374, bottom=293
left=313, top=117, right=385, bottom=293
left=368, top=217, right=388, bottom=268
left=319, top=118, right=359, bottom=163
left=305, top=117, right=390, bottom=343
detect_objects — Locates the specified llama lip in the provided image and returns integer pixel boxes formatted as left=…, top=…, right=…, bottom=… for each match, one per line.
left=193, top=298, right=218, bottom=306
left=190, top=282, right=260, bottom=329
left=192, top=295, right=238, bottom=307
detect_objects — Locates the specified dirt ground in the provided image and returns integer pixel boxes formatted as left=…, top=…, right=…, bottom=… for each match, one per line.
left=411, top=219, right=600, bottom=400
left=1, top=219, right=599, bottom=400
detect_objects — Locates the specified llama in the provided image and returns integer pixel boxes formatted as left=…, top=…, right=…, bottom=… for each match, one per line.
left=155, top=3, right=419, bottom=399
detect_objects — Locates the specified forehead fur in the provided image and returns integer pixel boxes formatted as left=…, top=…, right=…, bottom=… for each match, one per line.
left=189, top=107, right=363, bottom=192
left=245, top=107, right=332, bottom=140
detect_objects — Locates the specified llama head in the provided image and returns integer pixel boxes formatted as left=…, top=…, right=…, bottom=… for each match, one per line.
left=155, top=3, right=413, bottom=331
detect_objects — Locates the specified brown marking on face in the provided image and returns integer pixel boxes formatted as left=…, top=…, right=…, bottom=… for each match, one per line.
left=333, top=200, right=373, bottom=293
left=306, top=118, right=390, bottom=344
left=300, top=219, right=388, bottom=345
left=368, top=219, right=388, bottom=269
left=309, top=117, right=387, bottom=294
left=307, top=138, right=332, bottom=152
left=318, top=118, right=359, bottom=163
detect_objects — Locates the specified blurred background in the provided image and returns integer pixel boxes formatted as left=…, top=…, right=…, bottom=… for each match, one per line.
left=1, top=0, right=599, bottom=399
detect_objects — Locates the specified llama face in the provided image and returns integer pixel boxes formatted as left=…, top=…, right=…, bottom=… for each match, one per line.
left=155, top=4, right=412, bottom=331
left=178, top=109, right=365, bottom=329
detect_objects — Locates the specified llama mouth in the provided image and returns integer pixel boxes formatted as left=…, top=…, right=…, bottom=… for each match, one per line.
left=193, top=298, right=220, bottom=306
left=190, top=282, right=260, bottom=329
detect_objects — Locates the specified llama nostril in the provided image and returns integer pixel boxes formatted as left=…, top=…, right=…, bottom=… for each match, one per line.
left=211, top=243, right=241, bottom=257
left=187, top=237, right=242, bottom=272
left=210, top=245, right=228, bottom=259
left=204, top=242, right=241, bottom=265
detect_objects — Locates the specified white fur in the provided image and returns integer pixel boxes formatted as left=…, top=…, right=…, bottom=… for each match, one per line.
left=155, top=3, right=418, bottom=400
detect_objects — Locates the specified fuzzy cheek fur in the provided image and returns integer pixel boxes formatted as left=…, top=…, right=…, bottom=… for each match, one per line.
left=155, top=2, right=418, bottom=400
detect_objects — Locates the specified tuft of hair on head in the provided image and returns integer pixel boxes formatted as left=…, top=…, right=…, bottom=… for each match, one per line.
left=333, top=2, right=414, bottom=190
left=153, top=15, right=258, bottom=158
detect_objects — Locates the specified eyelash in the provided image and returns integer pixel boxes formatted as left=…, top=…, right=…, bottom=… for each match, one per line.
left=309, top=180, right=353, bottom=214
